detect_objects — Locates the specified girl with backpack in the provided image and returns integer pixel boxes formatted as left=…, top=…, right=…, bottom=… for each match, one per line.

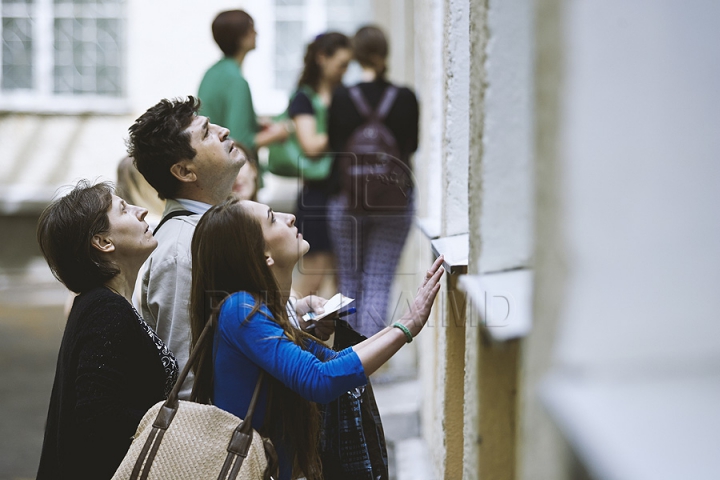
left=327, top=25, right=420, bottom=337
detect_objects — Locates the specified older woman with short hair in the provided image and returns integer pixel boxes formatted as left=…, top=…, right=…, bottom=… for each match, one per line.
left=36, top=181, right=178, bottom=480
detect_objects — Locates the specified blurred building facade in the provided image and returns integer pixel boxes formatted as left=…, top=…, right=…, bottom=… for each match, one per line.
left=0, top=0, right=378, bottom=213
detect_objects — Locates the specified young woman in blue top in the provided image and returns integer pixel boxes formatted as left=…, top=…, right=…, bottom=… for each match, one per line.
left=189, top=197, right=443, bottom=480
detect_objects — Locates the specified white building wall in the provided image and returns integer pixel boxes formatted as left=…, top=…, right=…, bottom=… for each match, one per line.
left=554, top=0, right=720, bottom=372
left=412, top=0, right=445, bottom=223
left=477, top=0, right=534, bottom=274
left=542, top=1, right=720, bottom=478
left=520, top=0, right=574, bottom=477
left=127, top=1, right=285, bottom=116
left=412, top=3, right=442, bottom=479
left=441, top=0, right=470, bottom=237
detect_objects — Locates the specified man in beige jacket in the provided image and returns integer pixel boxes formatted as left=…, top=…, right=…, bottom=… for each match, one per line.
left=127, top=97, right=333, bottom=399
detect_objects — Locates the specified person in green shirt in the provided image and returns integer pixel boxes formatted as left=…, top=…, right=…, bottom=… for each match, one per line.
left=198, top=10, right=289, bottom=155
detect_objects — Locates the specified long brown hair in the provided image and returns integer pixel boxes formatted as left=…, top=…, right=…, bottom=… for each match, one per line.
left=297, top=32, right=351, bottom=91
left=353, top=25, right=389, bottom=80
left=190, top=197, right=322, bottom=480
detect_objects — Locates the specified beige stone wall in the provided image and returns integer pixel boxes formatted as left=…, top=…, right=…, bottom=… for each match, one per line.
left=374, top=0, right=720, bottom=479
left=408, top=0, right=571, bottom=478
left=517, top=1, right=572, bottom=479
left=411, top=0, right=445, bottom=222
left=464, top=0, right=489, bottom=476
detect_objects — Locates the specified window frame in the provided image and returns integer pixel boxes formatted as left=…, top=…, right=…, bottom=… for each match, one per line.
left=248, top=0, right=370, bottom=115
left=0, top=0, right=129, bottom=114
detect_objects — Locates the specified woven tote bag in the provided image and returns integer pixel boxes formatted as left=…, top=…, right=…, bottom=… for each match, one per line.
left=112, top=317, right=277, bottom=480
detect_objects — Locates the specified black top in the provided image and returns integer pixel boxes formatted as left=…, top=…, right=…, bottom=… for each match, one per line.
left=37, top=287, right=173, bottom=480
left=328, top=79, right=419, bottom=157
left=289, top=87, right=333, bottom=191
left=288, top=89, right=315, bottom=118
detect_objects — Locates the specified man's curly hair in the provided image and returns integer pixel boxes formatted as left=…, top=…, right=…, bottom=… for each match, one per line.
left=127, top=96, right=201, bottom=200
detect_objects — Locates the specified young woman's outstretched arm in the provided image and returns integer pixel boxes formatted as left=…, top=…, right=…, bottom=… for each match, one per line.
left=353, top=256, right=444, bottom=375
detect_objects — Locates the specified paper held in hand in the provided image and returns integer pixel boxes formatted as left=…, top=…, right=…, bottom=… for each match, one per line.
left=302, top=293, right=354, bottom=322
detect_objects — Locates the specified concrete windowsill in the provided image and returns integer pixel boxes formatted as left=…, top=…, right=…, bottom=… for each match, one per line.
left=541, top=372, right=720, bottom=480
left=458, top=269, right=533, bottom=341
left=430, top=233, right=469, bottom=274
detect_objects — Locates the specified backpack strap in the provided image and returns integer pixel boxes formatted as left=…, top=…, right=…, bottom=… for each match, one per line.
left=153, top=209, right=194, bottom=235
left=348, top=86, right=373, bottom=119
left=375, top=86, right=399, bottom=122
left=348, top=85, right=399, bottom=122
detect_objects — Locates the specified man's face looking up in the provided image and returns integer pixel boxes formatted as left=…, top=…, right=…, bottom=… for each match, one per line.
left=181, top=115, right=246, bottom=202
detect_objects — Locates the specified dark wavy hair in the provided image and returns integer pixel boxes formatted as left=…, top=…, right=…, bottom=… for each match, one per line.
left=212, top=10, right=254, bottom=57
left=353, top=25, right=389, bottom=80
left=127, top=97, right=200, bottom=200
left=297, top=32, right=351, bottom=91
left=37, top=180, right=118, bottom=293
left=190, top=198, right=323, bottom=480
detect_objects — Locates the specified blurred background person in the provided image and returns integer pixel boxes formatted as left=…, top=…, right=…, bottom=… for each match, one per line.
left=198, top=9, right=290, bottom=160
left=36, top=181, right=177, bottom=479
left=117, top=156, right=165, bottom=310
left=231, top=141, right=260, bottom=202
left=289, top=32, right=352, bottom=298
left=116, top=156, right=165, bottom=230
left=327, top=25, right=419, bottom=337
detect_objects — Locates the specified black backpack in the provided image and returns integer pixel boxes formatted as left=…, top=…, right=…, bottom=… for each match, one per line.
left=340, top=85, right=413, bottom=213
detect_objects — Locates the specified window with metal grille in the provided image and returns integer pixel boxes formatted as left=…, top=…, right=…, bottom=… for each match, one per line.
left=0, top=0, right=126, bottom=113
left=272, top=0, right=370, bottom=94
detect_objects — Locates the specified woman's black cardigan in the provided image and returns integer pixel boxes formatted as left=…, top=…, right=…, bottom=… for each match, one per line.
left=37, top=287, right=169, bottom=480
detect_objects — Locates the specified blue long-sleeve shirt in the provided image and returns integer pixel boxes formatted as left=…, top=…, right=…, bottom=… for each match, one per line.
left=212, top=291, right=367, bottom=479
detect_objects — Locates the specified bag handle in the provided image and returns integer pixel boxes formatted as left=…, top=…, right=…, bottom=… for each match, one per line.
left=130, top=312, right=267, bottom=480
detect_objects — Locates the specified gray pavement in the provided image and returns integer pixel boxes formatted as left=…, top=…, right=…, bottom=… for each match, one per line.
left=0, top=214, right=64, bottom=479
left=373, top=377, right=434, bottom=480
left=0, top=302, right=63, bottom=480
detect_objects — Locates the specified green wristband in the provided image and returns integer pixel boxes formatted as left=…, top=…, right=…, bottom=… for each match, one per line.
left=392, top=322, right=413, bottom=343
